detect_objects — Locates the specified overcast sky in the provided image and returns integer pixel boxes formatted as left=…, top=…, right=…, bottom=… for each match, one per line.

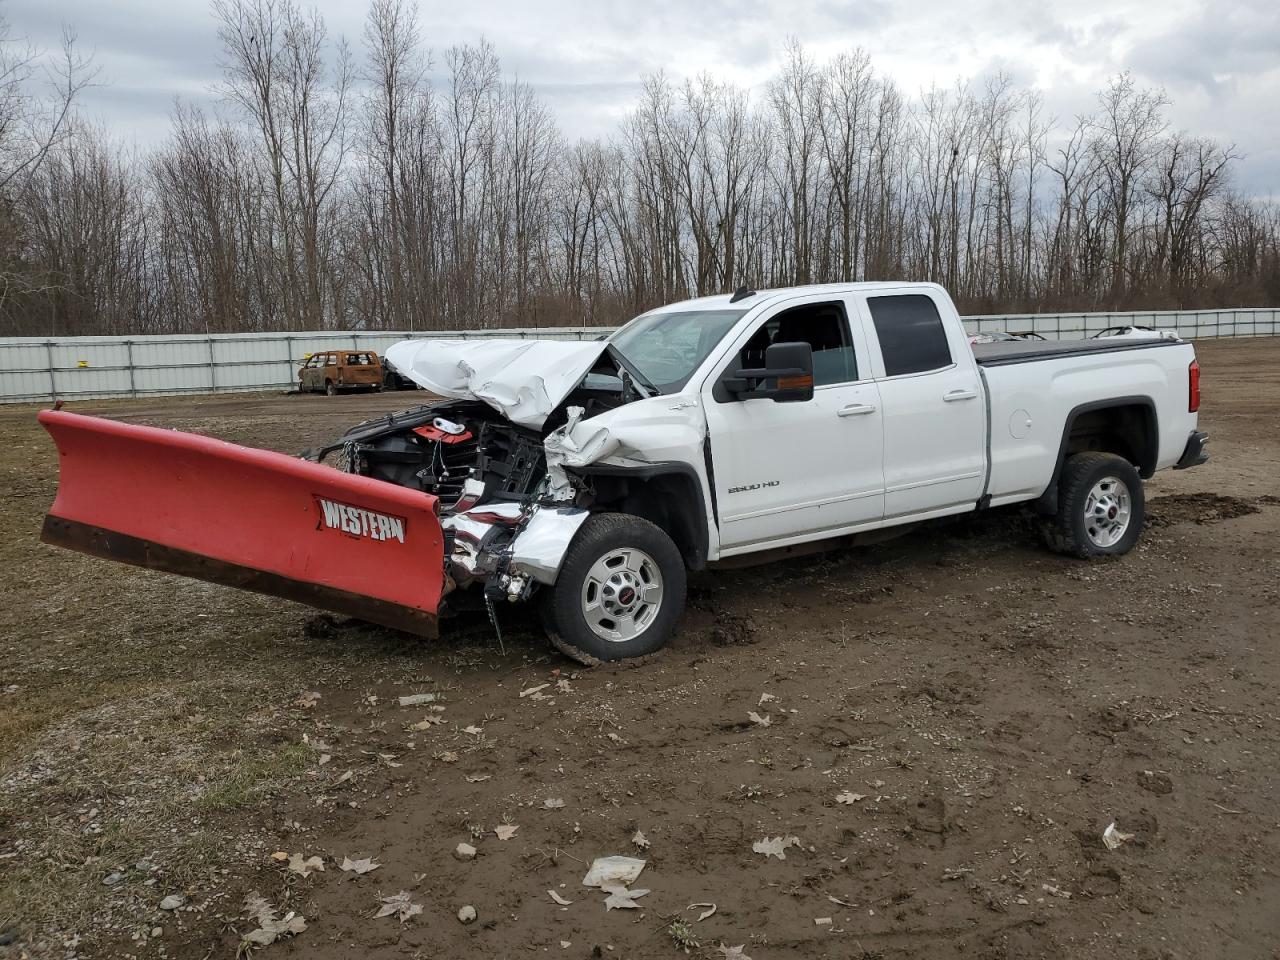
left=8, top=0, right=1279, bottom=197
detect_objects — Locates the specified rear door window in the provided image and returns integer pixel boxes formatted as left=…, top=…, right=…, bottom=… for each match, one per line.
left=867, top=294, right=953, bottom=376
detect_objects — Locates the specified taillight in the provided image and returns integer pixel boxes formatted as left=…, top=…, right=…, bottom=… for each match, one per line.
left=1188, top=359, right=1201, bottom=413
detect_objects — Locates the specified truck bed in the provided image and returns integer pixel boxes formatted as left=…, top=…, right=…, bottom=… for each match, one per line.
left=973, top=337, right=1181, bottom=366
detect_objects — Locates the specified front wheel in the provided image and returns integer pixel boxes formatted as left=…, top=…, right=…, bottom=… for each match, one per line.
left=1042, top=452, right=1145, bottom=558
left=325, top=380, right=337, bottom=397
left=541, top=514, right=686, bottom=664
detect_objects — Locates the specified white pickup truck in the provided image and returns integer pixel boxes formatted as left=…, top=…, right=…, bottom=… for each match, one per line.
left=38, top=282, right=1207, bottom=664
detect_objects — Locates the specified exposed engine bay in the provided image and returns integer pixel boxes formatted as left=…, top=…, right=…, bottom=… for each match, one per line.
left=302, top=348, right=654, bottom=615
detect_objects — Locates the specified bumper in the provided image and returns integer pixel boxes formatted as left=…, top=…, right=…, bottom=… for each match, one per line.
left=1174, top=430, right=1209, bottom=469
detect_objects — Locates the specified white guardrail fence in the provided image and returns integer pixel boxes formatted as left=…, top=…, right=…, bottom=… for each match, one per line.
left=1, top=307, right=1277, bottom=404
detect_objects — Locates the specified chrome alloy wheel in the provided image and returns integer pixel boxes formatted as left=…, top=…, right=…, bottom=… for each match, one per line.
left=1084, top=476, right=1132, bottom=548
left=580, top=547, right=664, bottom=642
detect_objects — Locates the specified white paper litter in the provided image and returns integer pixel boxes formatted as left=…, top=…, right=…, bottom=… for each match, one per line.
left=582, top=856, right=646, bottom=888
left=1102, top=822, right=1135, bottom=850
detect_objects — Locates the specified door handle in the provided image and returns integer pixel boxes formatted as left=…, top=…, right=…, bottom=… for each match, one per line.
left=837, top=402, right=878, bottom=417
left=943, top=389, right=978, bottom=402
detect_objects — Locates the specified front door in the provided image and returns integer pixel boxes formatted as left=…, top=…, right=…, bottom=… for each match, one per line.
left=702, top=295, right=885, bottom=552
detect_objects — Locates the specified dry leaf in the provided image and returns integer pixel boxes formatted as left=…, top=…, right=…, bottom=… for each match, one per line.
left=519, top=683, right=550, bottom=698
left=602, top=884, right=649, bottom=910
left=317, top=753, right=332, bottom=766
left=462, top=725, right=484, bottom=735
left=555, top=678, right=573, bottom=693
left=335, top=770, right=354, bottom=785
left=270, top=851, right=289, bottom=862
left=688, top=902, right=716, bottom=921
left=436, top=751, right=459, bottom=763
left=747, top=711, right=772, bottom=727
left=717, top=945, right=751, bottom=960
left=410, top=716, right=445, bottom=730
left=544, top=798, right=565, bottom=809
left=835, top=792, right=866, bottom=804
left=296, top=691, right=320, bottom=708
left=287, top=853, right=324, bottom=877
left=465, top=774, right=492, bottom=783
left=374, top=890, right=423, bottom=923
left=548, top=889, right=573, bottom=906
left=752, top=836, right=800, bottom=860
left=757, top=693, right=778, bottom=706
left=339, top=856, right=380, bottom=875
left=494, top=824, right=518, bottom=840
left=242, top=893, right=306, bottom=946
left=631, top=830, right=650, bottom=850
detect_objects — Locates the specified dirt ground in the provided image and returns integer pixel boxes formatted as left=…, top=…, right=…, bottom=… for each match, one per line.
left=1, top=337, right=1278, bottom=960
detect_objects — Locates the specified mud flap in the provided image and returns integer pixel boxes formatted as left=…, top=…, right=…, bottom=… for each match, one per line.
left=38, top=410, right=446, bottom=636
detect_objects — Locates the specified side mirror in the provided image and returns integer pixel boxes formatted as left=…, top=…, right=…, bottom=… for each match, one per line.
left=724, top=342, right=814, bottom=403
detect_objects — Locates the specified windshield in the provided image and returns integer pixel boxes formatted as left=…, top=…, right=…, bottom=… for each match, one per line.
left=608, top=308, right=747, bottom=394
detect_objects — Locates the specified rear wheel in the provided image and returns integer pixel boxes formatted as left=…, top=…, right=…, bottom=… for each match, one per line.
left=1043, top=452, right=1144, bottom=558
left=325, top=380, right=337, bottom=397
left=541, top=514, right=686, bottom=664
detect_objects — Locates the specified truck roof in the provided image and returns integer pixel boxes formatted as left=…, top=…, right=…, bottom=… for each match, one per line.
left=664, top=281, right=947, bottom=311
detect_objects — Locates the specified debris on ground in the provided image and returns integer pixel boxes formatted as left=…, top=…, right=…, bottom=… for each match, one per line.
left=158, top=894, right=185, bottom=911
left=519, top=683, right=550, bottom=698
left=717, top=945, right=752, bottom=959
left=398, top=693, right=438, bottom=707
left=835, top=791, right=866, bottom=804
left=457, top=905, right=477, bottom=924
left=1102, top=822, right=1135, bottom=850
left=582, top=856, right=646, bottom=887
left=340, top=856, right=381, bottom=874
left=602, top=884, right=649, bottom=910
left=287, top=853, right=324, bottom=877
left=747, top=711, right=772, bottom=727
left=375, top=891, right=423, bottom=923
left=688, top=902, right=717, bottom=921
left=242, top=893, right=306, bottom=946
left=455, top=842, right=477, bottom=861
left=494, top=824, right=518, bottom=840
left=543, top=798, right=565, bottom=809
left=752, top=836, right=800, bottom=860
left=631, top=830, right=650, bottom=850
left=548, top=890, right=573, bottom=906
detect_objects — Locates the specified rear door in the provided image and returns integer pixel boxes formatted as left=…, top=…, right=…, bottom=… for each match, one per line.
left=851, top=290, right=986, bottom=518
left=702, top=294, right=885, bottom=552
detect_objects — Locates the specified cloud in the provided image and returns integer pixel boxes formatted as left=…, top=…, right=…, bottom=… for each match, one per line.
left=4, top=0, right=1277, bottom=194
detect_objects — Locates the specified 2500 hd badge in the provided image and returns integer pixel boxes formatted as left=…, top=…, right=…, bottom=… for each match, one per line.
left=727, top=480, right=780, bottom=494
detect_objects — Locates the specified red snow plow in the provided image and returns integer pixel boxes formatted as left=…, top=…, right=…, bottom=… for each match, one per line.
left=38, top=410, right=446, bottom=636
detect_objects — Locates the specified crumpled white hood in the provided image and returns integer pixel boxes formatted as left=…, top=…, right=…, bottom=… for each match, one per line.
left=384, top=338, right=609, bottom=429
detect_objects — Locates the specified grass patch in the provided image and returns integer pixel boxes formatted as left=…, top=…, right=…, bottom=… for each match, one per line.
left=199, top=743, right=312, bottom=811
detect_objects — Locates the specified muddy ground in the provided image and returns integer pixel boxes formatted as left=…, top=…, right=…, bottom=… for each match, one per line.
left=1, top=337, right=1278, bottom=960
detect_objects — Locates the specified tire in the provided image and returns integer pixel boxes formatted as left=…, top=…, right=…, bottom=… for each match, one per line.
left=325, top=380, right=337, bottom=397
left=1042, top=452, right=1144, bottom=558
left=541, top=514, right=686, bottom=664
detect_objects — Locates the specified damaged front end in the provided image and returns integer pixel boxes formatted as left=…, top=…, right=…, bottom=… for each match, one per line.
left=308, top=399, right=594, bottom=617
left=310, top=336, right=708, bottom=620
